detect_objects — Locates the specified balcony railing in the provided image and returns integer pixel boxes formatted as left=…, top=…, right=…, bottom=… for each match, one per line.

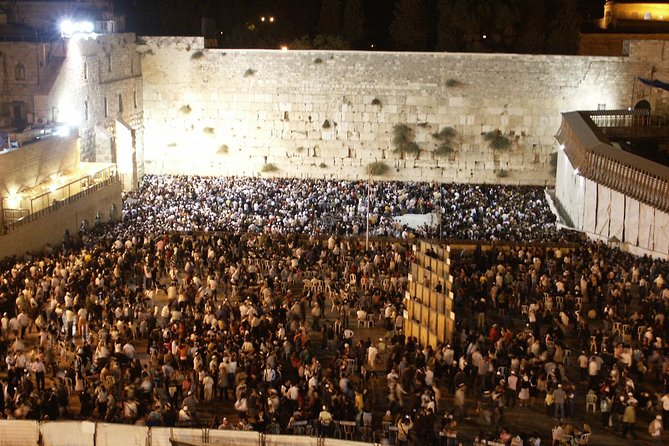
left=2, top=166, right=119, bottom=234
left=556, top=110, right=669, bottom=213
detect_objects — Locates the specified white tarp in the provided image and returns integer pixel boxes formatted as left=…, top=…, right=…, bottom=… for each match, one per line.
left=265, top=435, right=316, bottom=446
left=624, top=198, right=640, bottom=246
left=42, top=421, right=95, bottom=446
left=609, top=190, right=625, bottom=241
left=150, top=427, right=198, bottom=446
left=638, top=203, right=656, bottom=251
left=573, top=175, right=585, bottom=229
left=0, top=420, right=39, bottom=446
left=595, top=184, right=611, bottom=237
left=653, top=210, right=669, bottom=255
left=582, top=179, right=597, bottom=233
left=208, top=429, right=259, bottom=446
left=96, top=423, right=148, bottom=446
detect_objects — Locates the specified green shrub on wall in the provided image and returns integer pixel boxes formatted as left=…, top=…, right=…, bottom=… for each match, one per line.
left=484, top=130, right=512, bottom=151
left=244, top=68, right=257, bottom=77
left=371, top=98, right=382, bottom=106
left=203, top=127, right=215, bottom=135
left=179, top=105, right=192, bottom=115
left=322, top=119, right=331, bottom=129
left=432, top=127, right=457, bottom=156
left=319, top=162, right=327, bottom=168
left=261, top=163, right=278, bottom=173
left=217, top=144, right=229, bottom=154
left=368, top=161, right=389, bottom=176
left=496, top=169, right=509, bottom=178
left=446, top=78, right=462, bottom=88
left=392, top=123, right=420, bottom=157
left=550, top=152, right=558, bottom=174
left=191, top=50, right=204, bottom=60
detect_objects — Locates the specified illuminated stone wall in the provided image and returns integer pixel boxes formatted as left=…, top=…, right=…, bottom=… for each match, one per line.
left=50, top=33, right=144, bottom=164
left=137, top=37, right=666, bottom=185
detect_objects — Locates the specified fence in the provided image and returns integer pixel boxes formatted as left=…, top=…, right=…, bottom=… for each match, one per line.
left=0, top=420, right=378, bottom=446
left=2, top=166, right=119, bottom=233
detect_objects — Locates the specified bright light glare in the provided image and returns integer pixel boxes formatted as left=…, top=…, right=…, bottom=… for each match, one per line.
left=280, top=46, right=288, bottom=51
left=574, top=168, right=580, bottom=176
left=55, top=125, right=70, bottom=137
left=559, top=144, right=565, bottom=150
left=6, top=194, right=21, bottom=209
left=60, top=20, right=95, bottom=37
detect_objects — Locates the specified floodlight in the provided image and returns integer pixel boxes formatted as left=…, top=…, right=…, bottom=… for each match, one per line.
left=559, top=144, right=565, bottom=150
left=60, top=20, right=75, bottom=36
left=55, top=125, right=71, bottom=137
left=574, top=168, right=580, bottom=176
left=81, top=22, right=94, bottom=33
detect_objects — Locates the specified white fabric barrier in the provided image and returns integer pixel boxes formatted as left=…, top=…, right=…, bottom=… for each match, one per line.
left=609, top=191, right=625, bottom=241
left=208, top=429, right=259, bottom=446
left=96, top=423, right=148, bottom=446
left=42, top=421, right=96, bottom=446
left=0, top=420, right=39, bottom=446
left=639, top=203, right=656, bottom=251
left=653, top=210, right=669, bottom=255
left=595, top=184, right=611, bottom=237
left=150, top=427, right=201, bottom=446
left=624, top=198, right=640, bottom=246
left=582, top=179, right=597, bottom=233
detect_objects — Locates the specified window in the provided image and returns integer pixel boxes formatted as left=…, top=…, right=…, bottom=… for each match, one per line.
left=597, top=103, right=606, bottom=111
left=84, top=100, right=89, bottom=120
left=131, top=58, right=134, bottom=75
left=107, top=54, right=112, bottom=72
left=133, top=91, right=137, bottom=109
left=103, top=97, right=108, bottom=118
left=118, top=94, right=123, bottom=113
left=15, top=63, right=25, bottom=80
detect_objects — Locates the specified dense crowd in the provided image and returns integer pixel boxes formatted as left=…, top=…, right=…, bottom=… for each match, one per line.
left=119, top=175, right=566, bottom=243
left=0, top=175, right=666, bottom=446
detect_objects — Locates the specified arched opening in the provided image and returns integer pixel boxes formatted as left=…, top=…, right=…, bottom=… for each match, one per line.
left=634, top=99, right=651, bottom=112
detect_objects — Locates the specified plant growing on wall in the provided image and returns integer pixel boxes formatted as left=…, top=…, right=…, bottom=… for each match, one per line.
left=392, top=123, right=420, bottom=158
left=322, top=119, right=331, bottom=129
left=261, top=163, right=278, bottom=173
left=203, top=127, right=215, bottom=135
left=484, top=130, right=512, bottom=151
left=496, top=169, right=509, bottom=178
left=319, top=162, right=328, bottom=168
left=432, top=127, right=457, bottom=156
left=550, top=152, right=558, bottom=174
left=191, top=50, right=204, bottom=60
left=446, top=78, right=462, bottom=88
left=368, top=161, right=389, bottom=176
left=371, top=98, right=382, bottom=106
left=244, top=68, right=257, bottom=77
left=296, top=146, right=305, bottom=153
left=217, top=144, right=229, bottom=154
left=314, top=57, right=323, bottom=64
left=179, top=105, right=192, bottom=115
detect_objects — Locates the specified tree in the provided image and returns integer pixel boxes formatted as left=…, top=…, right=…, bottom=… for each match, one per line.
left=437, top=0, right=580, bottom=54
left=318, top=0, right=343, bottom=36
left=342, top=0, right=366, bottom=47
left=389, top=0, right=429, bottom=51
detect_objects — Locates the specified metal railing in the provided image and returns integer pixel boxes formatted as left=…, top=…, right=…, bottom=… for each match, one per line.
left=2, top=166, right=119, bottom=234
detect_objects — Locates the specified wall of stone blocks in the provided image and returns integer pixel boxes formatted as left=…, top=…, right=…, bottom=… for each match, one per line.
left=137, top=37, right=663, bottom=185
left=0, top=136, right=79, bottom=198
left=0, top=179, right=122, bottom=259
left=49, top=33, right=143, bottom=163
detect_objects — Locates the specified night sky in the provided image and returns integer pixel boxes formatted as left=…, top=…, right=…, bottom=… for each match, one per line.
left=113, top=0, right=605, bottom=53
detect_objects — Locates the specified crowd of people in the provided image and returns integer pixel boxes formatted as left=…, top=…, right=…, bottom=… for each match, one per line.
left=0, top=174, right=665, bottom=446
left=119, top=175, right=568, bottom=243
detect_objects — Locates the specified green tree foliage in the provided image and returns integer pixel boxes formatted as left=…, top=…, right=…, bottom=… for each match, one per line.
left=389, top=0, right=429, bottom=51
left=289, top=34, right=351, bottom=50
left=392, top=123, right=421, bottom=157
left=432, top=127, right=457, bottom=156
left=318, top=0, right=343, bottom=36
left=342, top=0, right=366, bottom=47
left=437, top=0, right=581, bottom=54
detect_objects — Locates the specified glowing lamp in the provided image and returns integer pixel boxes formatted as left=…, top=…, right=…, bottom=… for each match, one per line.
left=559, top=144, right=565, bottom=150
left=6, top=194, right=21, bottom=209
left=574, top=168, right=580, bottom=176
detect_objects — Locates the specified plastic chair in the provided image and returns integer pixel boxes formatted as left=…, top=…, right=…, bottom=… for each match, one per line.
left=585, top=393, right=597, bottom=413
left=563, top=349, right=572, bottom=367
left=578, top=432, right=590, bottom=445
left=561, top=434, right=574, bottom=446
left=612, top=322, right=622, bottom=336
left=622, top=324, right=632, bottom=344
